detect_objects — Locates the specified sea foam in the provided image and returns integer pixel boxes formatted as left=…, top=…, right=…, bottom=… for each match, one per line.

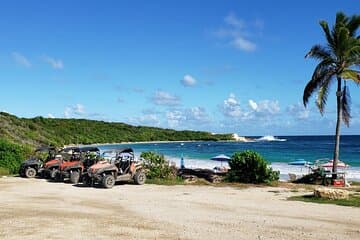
left=256, top=135, right=287, bottom=142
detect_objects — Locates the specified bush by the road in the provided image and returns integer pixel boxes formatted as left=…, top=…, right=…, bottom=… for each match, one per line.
left=140, top=151, right=177, bottom=180
left=0, top=139, right=32, bottom=174
left=226, top=150, right=279, bottom=184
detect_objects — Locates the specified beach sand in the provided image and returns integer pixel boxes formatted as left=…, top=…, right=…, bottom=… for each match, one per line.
left=0, top=177, right=359, bottom=240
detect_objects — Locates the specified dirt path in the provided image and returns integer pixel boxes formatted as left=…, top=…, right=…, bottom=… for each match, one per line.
left=0, top=177, right=359, bottom=240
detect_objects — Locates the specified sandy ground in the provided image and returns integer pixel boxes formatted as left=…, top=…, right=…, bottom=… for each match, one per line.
left=0, top=177, right=359, bottom=240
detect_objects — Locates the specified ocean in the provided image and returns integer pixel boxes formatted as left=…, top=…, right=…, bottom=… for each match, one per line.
left=98, top=135, right=360, bottom=181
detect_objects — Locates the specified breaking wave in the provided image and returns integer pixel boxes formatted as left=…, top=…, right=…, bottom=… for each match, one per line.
left=256, top=135, right=287, bottom=142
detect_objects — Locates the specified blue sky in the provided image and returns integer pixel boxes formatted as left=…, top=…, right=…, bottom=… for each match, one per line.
left=0, top=0, right=359, bottom=136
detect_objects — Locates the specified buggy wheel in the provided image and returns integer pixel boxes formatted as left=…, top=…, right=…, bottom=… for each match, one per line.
left=54, top=172, right=63, bottom=182
left=50, top=169, right=59, bottom=179
left=134, top=171, right=146, bottom=185
left=102, top=174, right=115, bottom=189
left=25, top=167, right=37, bottom=178
left=70, top=171, right=80, bottom=184
left=82, top=176, right=91, bottom=187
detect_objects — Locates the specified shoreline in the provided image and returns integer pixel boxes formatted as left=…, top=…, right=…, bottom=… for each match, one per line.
left=64, top=138, right=251, bottom=148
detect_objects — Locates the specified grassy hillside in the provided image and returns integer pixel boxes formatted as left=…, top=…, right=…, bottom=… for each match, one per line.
left=0, top=112, right=232, bottom=147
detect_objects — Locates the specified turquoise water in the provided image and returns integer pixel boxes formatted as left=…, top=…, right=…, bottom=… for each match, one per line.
left=99, top=135, right=360, bottom=180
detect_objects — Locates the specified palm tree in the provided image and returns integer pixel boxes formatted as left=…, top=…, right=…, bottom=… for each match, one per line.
left=303, top=12, right=360, bottom=178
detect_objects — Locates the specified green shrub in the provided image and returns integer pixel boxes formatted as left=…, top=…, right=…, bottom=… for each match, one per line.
left=0, top=139, right=32, bottom=174
left=226, top=150, right=279, bottom=184
left=140, top=151, right=177, bottom=179
left=0, top=167, right=10, bottom=176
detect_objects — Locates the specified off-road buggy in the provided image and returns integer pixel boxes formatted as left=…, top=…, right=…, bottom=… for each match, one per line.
left=56, top=146, right=100, bottom=184
left=19, top=146, right=58, bottom=178
left=42, top=147, right=78, bottom=179
left=83, top=148, right=146, bottom=188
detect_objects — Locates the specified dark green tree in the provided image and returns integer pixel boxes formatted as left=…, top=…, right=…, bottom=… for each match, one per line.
left=303, top=12, right=360, bottom=177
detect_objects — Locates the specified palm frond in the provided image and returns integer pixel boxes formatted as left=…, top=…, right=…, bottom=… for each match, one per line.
left=347, top=15, right=360, bottom=37
left=347, top=43, right=360, bottom=65
left=335, top=12, right=348, bottom=27
left=341, top=85, right=351, bottom=126
left=305, top=45, right=333, bottom=61
left=316, top=79, right=331, bottom=114
left=319, top=20, right=335, bottom=49
left=336, top=27, right=350, bottom=58
left=303, top=63, right=335, bottom=107
left=341, top=69, right=360, bottom=83
left=331, top=12, right=348, bottom=55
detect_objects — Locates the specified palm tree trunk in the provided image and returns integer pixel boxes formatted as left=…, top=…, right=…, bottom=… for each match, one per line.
left=332, top=77, right=342, bottom=179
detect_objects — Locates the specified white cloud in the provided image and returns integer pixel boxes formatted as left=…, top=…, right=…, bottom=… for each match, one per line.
left=214, top=13, right=262, bottom=52
left=221, top=94, right=280, bottom=124
left=47, top=113, right=55, bottom=118
left=12, top=52, right=31, bottom=68
left=249, top=99, right=258, bottom=111
left=166, top=110, right=185, bottom=128
left=181, top=74, right=197, bottom=87
left=163, top=107, right=211, bottom=129
left=64, top=107, right=71, bottom=118
left=221, top=93, right=244, bottom=118
left=131, top=114, right=161, bottom=127
left=231, top=37, right=256, bottom=51
left=74, top=104, right=85, bottom=115
left=43, top=55, right=64, bottom=70
left=255, top=100, right=280, bottom=114
left=225, top=12, right=245, bottom=29
left=151, top=91, right=181, bottom=106
left=287, top=103, right=310, bottom=120
left=64, top=104, right=85, bottom=118
left=186, top=107, right=209, bottom=122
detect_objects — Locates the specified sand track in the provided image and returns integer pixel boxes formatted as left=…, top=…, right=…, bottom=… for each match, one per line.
left=0, top=177, right=359, bottom=240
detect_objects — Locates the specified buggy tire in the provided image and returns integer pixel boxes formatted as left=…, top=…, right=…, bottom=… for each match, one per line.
left=54, top=172, right=63, bottom=182
left=134, top=171, right=146, bottom=185
left=25, top=167, right=37, bottom=178
left=102, top=174, right=115, bottom=189
left=82, top=176, right=91, bottom=187
left=70, top=171, right=80, bottom=184
left=50, top=169, right=59, bottom=179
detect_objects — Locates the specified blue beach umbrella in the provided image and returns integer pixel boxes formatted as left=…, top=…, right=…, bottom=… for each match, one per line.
left=210, top=154, right=230, bottom=166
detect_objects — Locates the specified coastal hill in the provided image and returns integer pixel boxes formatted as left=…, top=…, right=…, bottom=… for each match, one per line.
left=0, top=112, right=233, bottom=147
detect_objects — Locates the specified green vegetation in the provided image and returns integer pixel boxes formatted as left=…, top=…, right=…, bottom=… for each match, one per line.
left=140, top=151, right=178, bottom=180
left=0, top=112, right=232, bottom=148
left=0, top=167, right=10, bottom=176
left=145, top=177, right=185, bottom=185
left=349, top=181, right=360, bottom=186
left=303, top=12, right=360, bottom=174
left=0, top=112, right=232, bottom=175
left=226, top=150, right=279, bottom=184
left=289, top=194, right=360, bottom=207
left=0, top=139, right=32, bottom=174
